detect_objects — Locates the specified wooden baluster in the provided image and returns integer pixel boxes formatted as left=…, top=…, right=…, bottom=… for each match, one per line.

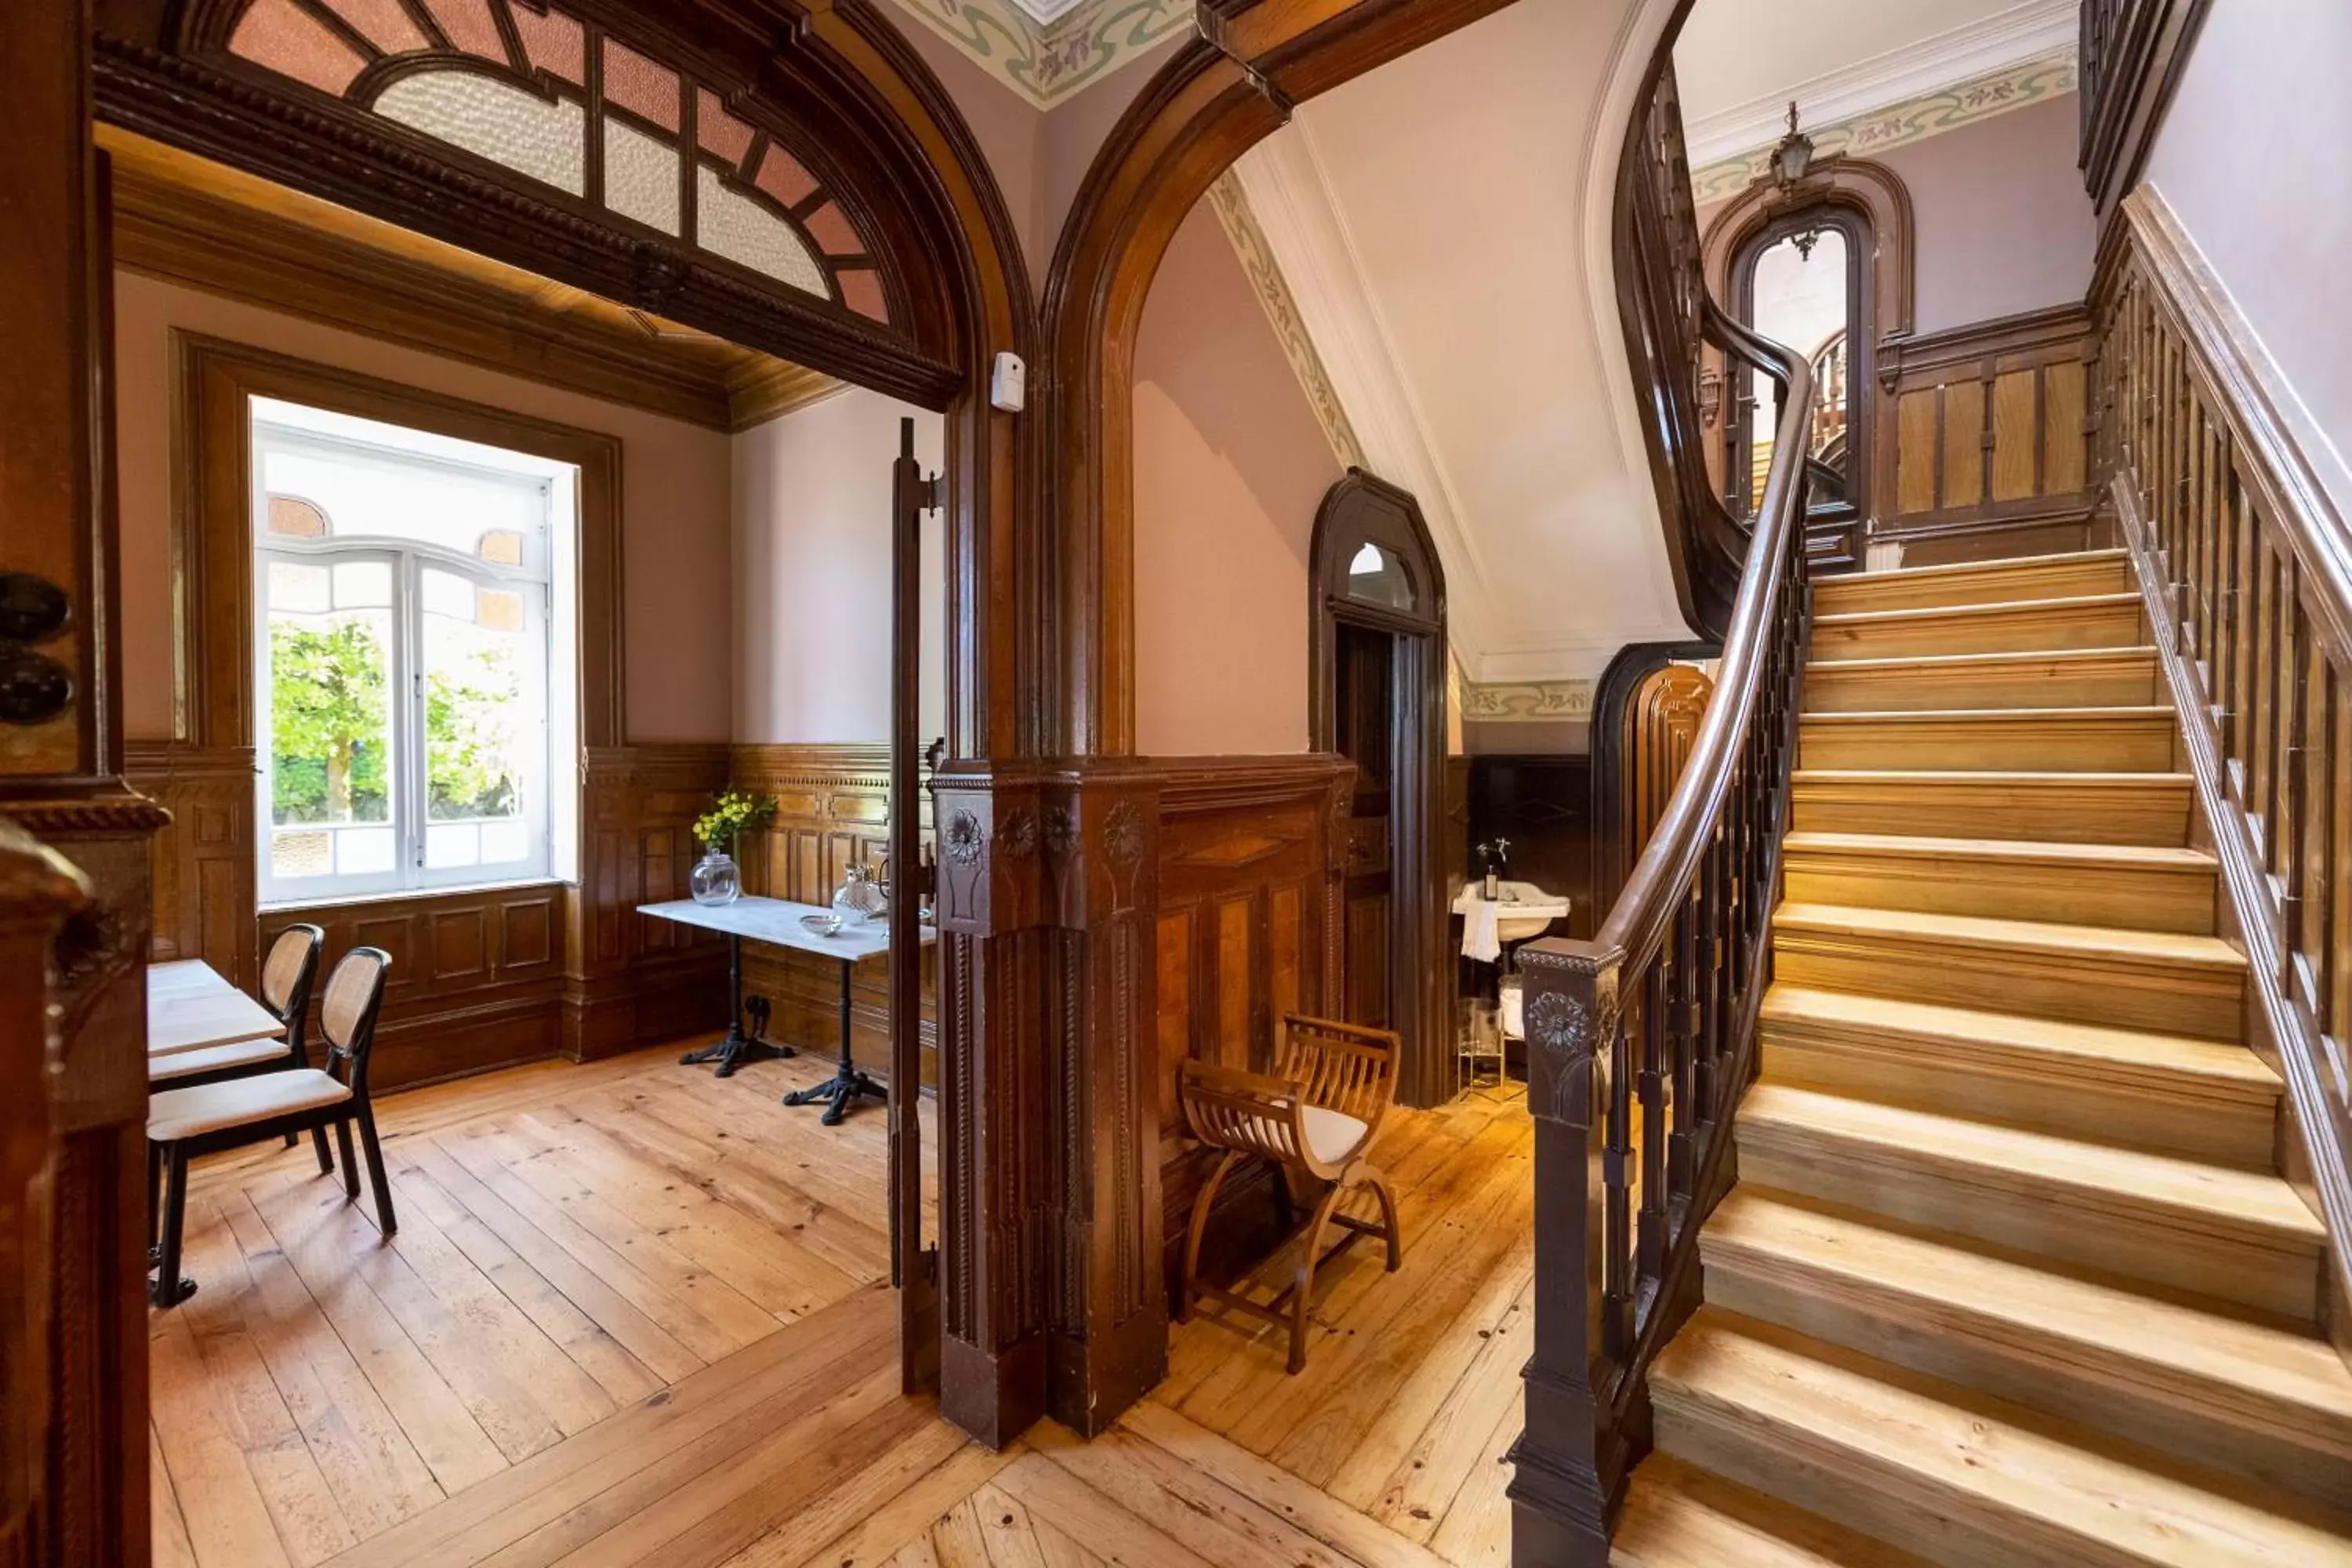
left=2219, top=459, right=2245, bottom=761
left=1604, top=982, right=1635, bottom=1359
left=2300, top=649, right=2336, bottom=1031
left=2330, top=677, right=2351, bottom=1073
left=2253, top=537, right=2278, bottom=858
left=1667, top=888, right=1698, bottom=1197
left=1637, top=958, right=1668, bottom=1298
left=2282, top=586, right=2310, bottom=989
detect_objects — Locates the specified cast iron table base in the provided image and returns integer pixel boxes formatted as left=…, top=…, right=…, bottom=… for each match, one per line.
left=679, top=931, right=795, bottom=1077
left=783, top=956, right=886, bottom=1125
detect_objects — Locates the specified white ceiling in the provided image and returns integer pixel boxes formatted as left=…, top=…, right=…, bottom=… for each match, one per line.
left=1675, top=0, right=2075, bottom=162
left=1235, top=0, right=1688, bottom=685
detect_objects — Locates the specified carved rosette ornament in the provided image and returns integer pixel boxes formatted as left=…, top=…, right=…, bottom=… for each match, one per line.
left=1102, top=801, right=1145, bottom=869
left=1518, top=949, right=1613, bottom=1131
left=998, top=808, right=1038, bottom=861
left=1044, top=804, right=1080, bottom=861
left=943, top=809, right=985, bottom=867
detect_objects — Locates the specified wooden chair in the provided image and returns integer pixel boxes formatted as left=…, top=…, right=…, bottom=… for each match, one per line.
left=1178, top=1013, right=1403, bottom=1373
left=148, top=924, right=332, bottom=1164
left=147, top=947, right=397, bottom=1308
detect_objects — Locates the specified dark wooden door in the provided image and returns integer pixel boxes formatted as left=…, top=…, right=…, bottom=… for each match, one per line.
left=1335, top=621, right=1394, bottom=1028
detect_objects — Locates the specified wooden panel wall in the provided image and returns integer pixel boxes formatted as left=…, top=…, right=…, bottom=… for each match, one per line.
left=1467, top=755, right=1598, bottom=939
left=1151, top=757, right=1352, bottom=1293
left=134, top=742, right=733, bottom=1093
left=1879, top=305, right=2104, bottom=564
left=731, top=742, right=937, bottom=1084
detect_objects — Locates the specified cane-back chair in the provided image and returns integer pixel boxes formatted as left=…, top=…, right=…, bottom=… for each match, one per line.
left=1178, top=1012, right=1403, bottom=1372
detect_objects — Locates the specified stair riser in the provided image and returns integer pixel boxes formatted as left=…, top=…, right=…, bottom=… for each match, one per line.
left=1806, top=657, right=2161, bottom=713
left=1759, top=1033, right=2278, bottom=1167
left=1651, top=1381, right=2139, bottom=1568
left=1773, top=928, right=2244, bottom=1040
left=1781, top=850, right=2216, bottom=935
left=1733, top=1127, right=2322, bottom=1319
left=1700, top=1251, right=2352, bottom=1515
left=1813, top=602, right=2145, bottom=661
left=1798, top=717, right=2178, bottom=773
left=1791, top=780, right=2192, bottom=847
left=1816, top=557, right=2136, bottom=616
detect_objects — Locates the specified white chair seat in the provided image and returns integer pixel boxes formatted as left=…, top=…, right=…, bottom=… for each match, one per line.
left=1299, top=1105, right=1369, bottom=1164
left=150, top=1068, right=350, bottom=1141
left=148, top=1036, right=294, bottom=1084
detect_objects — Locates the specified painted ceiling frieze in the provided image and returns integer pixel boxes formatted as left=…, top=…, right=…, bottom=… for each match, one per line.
left=1206, top=172, right=1367, bottom=472
left=883, top=0, right=1196, bottom=106
left=1690, top=52, right=2078, bottom=205
left=1462, top=681, right=1595, bottom=723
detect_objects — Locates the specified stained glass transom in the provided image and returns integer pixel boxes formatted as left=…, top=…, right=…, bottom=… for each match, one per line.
left=376, top=71, right=585, bottom=197
left=222, top=0, right=891, bottom=323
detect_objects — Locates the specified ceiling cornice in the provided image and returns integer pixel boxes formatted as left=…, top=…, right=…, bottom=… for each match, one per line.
left=1681, top=0, right=2077, bottom=165
left=879, top=0, right=1194, bottom=107
left=1689, top=49, right=2077, bottom=205
left=1230, top=122, right=1508, bottom=678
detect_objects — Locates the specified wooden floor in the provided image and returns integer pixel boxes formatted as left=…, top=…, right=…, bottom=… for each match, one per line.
left=153, top=1047, right=1531, bottom=1568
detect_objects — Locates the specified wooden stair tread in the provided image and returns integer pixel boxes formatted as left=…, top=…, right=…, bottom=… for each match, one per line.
left=1650, top=1311, right=2352, bottom=1566
left=1782, top=831, right=2216, bottom=871
left=1759, top=985, right=2278, bottom=1094
left=1613, top=1454, right=1928, bottom=1566
left=1806, top=645, right=2158, bottom=674
left=1813, top=592, right=2143, bottom=630
left=1822, top=548, right=2129, bottom=591
left=1794, top=768, right=2190, bottom=785
left=1703, top=1190, right=2352, bottom=1451
left=1799, top=704, right=2177, bottom=724
left=1772, top=901, right=2245, bottom=971
left=1739, top=1083, right=2325, bottom=1245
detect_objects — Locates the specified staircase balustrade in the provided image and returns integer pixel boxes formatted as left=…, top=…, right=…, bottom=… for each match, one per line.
left=2093, top=187, right=2352, bottom=1318
left=1504, top=65, right=1817, bottom=1566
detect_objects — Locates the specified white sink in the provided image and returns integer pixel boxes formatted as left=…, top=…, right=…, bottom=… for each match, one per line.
left=1453, top=880, right=1570, bottom=944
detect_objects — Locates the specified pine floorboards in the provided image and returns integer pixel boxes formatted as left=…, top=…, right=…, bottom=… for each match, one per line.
left=152, top=1048, right=1531, bottom=1568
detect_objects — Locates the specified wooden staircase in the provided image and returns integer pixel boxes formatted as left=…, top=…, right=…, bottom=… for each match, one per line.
left=1613, top=550, right=2352, bottom=1566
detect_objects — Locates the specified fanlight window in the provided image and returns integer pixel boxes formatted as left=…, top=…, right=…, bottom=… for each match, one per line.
left=222, top=0, right=888, bottom=322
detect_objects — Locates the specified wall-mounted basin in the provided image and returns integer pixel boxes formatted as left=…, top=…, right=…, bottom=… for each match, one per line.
left=1453, top=880, right=1570, bottom=953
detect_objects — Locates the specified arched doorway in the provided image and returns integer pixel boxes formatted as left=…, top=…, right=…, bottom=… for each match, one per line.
left=1308, top=472, right=1450, bottom=1106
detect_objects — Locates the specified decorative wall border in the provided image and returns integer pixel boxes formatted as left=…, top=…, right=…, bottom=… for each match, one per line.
left=1689, top=52, right=2079, bottom=206
left=880, top=0, right=1197, bottom=106
left=1461, top=679, right=1595, bottom=722
left=1204, top=172, right=1367, bottom=470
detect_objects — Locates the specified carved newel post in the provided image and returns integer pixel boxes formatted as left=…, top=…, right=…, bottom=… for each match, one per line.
left=1505, top=936, right=1619, bottom=1566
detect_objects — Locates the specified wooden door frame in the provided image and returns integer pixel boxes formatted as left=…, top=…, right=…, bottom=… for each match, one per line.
left=1308, top=473, right=1449, bottom=1108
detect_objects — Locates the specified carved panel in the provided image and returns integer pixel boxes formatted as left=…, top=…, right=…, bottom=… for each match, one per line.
left=1879, top=305, right=2103, bottom=564
left=128, top=739, right=257, bottom=984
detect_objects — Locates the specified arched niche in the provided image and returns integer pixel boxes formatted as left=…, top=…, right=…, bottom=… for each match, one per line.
left=1308, top=471, right=1450, bottom=1107
left=1700, top=156, right=1915, bottom=571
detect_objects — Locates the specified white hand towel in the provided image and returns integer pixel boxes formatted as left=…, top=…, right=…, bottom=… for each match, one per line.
left=1462, top=897, right=1502, bottom=964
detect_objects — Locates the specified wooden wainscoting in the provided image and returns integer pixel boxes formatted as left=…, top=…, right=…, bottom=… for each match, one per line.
left=130, top=740, right=257, bottom=983
left=1879, top=305, right=2104, bottom=564
left=730, top=742, right=938, bottom=1085
left=1152, top=756, right=1354, bottom=1293
left=132, top=741, right=734, bottom=1093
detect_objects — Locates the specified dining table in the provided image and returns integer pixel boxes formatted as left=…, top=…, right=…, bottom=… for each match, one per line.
left=147, top=960, right=289, bottom=1083
left=638, top=895, right=934, bottom=1124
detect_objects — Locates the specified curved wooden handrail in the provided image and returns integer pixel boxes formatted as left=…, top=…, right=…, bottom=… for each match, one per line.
left=1504, top=64, right=1818, bottom=1565
left=1593, top=303, right=1810, bottom=979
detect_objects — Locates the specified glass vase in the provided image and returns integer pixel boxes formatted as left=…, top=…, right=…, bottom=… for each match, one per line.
left=690, top=842, right=741, bottom=906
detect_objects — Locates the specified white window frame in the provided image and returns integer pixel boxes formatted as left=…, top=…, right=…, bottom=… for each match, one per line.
left=252, top=416, right=563, bottom=907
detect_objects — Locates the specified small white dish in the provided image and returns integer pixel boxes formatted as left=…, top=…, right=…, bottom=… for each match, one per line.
left=799, top=913, right=845, bottom=938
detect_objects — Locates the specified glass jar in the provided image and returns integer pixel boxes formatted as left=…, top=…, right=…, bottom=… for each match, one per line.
left=690, top=842, right=741, bottom=906
left=833, top=861, right=887, bottom=924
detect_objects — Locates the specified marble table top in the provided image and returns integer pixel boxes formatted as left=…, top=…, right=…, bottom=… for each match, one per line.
left=637, top=895, right=934, bottom=964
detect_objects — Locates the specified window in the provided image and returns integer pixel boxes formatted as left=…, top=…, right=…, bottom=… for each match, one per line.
left=252, top=398, right=578, bottom=903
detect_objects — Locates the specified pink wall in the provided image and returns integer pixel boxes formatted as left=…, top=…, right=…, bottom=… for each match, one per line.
left=731, top=388, right=947, bottom=744
left=1697, top=96, right=2099, bottom=337
left=112, top=271, right=735, bottom=743
left=1132, top=198, right=1344, bottom=757
left=1876, top=94, right=2097, bottom=334
left=2146, top=0, right=2352, bottom=516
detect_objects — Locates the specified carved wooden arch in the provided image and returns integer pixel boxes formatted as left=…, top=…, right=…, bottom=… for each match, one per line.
left=90, top=0, right=1033, bottom=428
left=1699, top=156, right=1915, bottom=552
left=1307, top=471, right=1449, bottom=1107
left=1042, top=2, right=1518, bottom=758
